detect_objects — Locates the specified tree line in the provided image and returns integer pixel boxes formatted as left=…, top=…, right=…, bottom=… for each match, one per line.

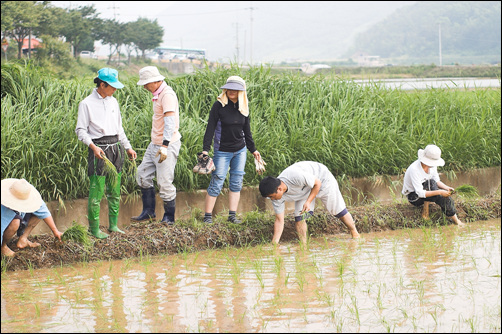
left=1, top=1, right=163, bottom=63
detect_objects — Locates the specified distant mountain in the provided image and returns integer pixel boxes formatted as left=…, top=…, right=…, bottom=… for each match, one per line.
left=158, top=1, right=416, bottom=63
left=345, top=1, right=501, bottom=65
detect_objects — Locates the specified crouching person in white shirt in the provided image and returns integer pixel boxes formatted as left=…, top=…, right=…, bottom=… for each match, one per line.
left=259, top=161, right=360, bottom=245
left=402, top=144, right=464, bottom=226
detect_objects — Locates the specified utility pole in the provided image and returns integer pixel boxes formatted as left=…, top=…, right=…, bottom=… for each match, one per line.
left=108, top=2, right=120, bottom=19
left=438, top=23, right=442, bottom=66
left=245, top=2, right=256, bottom=65
left=233, top=23, right=240, bottom=64
left=243, top=30, right=246, bottom=64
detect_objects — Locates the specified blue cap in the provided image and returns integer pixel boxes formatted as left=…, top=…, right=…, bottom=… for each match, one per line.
left=97, top=68, right=124, bottom=89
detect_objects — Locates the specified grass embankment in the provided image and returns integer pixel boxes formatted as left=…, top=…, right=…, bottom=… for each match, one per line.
left=1, top=63, right=500, bottom=205
left=1, top=190, right=500, bottom=272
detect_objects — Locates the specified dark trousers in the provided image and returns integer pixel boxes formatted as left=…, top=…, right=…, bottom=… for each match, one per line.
left=407, top=179, right=457, bottom=217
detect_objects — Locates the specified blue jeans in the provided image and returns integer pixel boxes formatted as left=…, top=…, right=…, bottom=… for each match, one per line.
left=207, top=147, right=247, bottom=197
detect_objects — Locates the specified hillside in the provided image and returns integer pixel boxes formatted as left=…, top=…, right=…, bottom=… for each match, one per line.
left=346, top=1, right=501, bottom=65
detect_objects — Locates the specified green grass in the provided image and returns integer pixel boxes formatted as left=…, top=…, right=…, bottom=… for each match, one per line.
left=1, top=62, right=500, bottom=202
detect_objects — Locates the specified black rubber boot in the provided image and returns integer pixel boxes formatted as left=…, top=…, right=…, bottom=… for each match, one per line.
left=161, top=199, right=176, bottom=225
left=131, top=187, right=156, bottom=221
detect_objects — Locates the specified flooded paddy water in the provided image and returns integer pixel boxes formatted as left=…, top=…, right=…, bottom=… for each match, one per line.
left=1, top=218, right=500, bottom=333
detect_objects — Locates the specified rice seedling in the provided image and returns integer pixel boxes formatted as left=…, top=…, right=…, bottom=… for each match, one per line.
left=453, top=184, right=479, bottom=198
left=101, top=153, right=119, bottom=189
left=61, top=221, right=93, bottom=247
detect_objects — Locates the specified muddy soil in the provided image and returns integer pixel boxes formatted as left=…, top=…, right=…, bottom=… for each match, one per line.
left=2, top=194, right=500, bottom=272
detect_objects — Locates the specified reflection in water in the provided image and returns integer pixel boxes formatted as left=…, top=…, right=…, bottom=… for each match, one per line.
left=1, top=219, right=500, bottom=333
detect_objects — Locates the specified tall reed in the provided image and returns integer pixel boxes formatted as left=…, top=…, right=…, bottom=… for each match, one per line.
left=1, top=62, right=500, bottom=201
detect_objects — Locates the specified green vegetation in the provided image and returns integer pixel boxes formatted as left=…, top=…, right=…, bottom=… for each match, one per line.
left=454, top=184, right=479, bottom=198
left=346, top=1, right=501, bottom=65
left=1, top=62, right=500, bottom=203
left=61, top=221, right=92, bottom=247
left=1, top=1, right=163, bottom=62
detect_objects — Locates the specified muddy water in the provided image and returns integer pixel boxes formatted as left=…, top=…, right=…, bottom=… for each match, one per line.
left=2, top=219, right=500, bottom=333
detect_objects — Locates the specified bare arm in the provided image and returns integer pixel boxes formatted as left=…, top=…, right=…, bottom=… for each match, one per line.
left=301, top=178, right=322, bottom=213
left=272, top=212, right=285, bottom=244
left=44, top=216, right=62, bottom=242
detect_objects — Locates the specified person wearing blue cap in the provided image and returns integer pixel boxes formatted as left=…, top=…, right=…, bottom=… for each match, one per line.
left=75, top=68, right=137, bottom=239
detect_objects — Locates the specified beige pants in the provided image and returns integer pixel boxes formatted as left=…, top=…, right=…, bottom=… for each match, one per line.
left=136, top=141, right=181, bottom=202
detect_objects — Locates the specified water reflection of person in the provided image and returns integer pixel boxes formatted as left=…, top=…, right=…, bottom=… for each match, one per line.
left=402, top=145, right=464, bottom=226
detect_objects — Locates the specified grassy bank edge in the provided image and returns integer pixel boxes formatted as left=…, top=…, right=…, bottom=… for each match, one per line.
left=1, top=190, right=500, bottom=273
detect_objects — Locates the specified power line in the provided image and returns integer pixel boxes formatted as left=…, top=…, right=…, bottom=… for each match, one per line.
left=245, top=3, right=257, bottom=65
left=108, top=2, right=120, bottom=20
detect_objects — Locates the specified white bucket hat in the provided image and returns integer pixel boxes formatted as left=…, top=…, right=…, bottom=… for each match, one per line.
left=1, top=178, right=44, bottom=212
left=418, top=144, right=445, bottom=167
left=137, top=66, right=165, bottom=86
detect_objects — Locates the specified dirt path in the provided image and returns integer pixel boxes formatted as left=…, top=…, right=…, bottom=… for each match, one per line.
left=2, top=194, right=500, bottom=272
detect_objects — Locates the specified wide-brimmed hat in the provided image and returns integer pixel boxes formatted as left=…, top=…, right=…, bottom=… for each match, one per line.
left=137, top=66, right=165, bottom=86
left=96, top=68, right=124, bottom=89
left=1, top=178, right=43, bottom=212
left=418, top=144, right=445, bottom=167
left=220, top=76, right=246, bottom=91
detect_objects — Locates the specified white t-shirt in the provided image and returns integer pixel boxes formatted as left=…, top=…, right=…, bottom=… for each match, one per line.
left=271, top=161, right=339, bottom=215
left=402, top=159, right=440, bottom=198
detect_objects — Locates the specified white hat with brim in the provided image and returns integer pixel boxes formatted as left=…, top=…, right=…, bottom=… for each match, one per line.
left=418, top=144, right=445, bottom=167
left=1, top=178, right=44, bottom=212
left=220, top=76, right=246, bottom=91
left=137, top=66, right=165, bottom=86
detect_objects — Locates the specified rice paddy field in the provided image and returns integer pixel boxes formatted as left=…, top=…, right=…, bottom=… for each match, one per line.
left=1, top=63, right=500, bottom=203
left=1, top=62, right=500, bottom=333
left=1, top=218, right=500, bottom=333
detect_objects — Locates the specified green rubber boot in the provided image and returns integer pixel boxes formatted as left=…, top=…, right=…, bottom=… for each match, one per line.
left=89, top=219, right=109, bottom=239
left=108, top=215, right=124, bottom=234
left=88, top=175, right=108, bottom=239
left=106, top=173, right=124, bottom=234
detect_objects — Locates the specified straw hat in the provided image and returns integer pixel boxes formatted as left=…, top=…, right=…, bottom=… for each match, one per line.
left=418, top=144, right=445, bottom=167
left=137, top=66, right=165, bottom=86
left=1, top=178, right=43, bottom=212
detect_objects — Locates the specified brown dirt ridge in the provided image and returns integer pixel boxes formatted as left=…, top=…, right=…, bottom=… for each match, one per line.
left=2, top=193, right=500, bottom=272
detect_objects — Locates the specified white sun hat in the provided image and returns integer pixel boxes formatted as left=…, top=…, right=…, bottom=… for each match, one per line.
left=1, top=178, right=44, bottom=212
left=137, top=66, right=165, bottom=86
left=418, top=144, right=445, bottom=167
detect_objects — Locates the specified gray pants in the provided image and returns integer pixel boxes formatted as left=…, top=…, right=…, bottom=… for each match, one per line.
left=136, top=141, right=181, bottom=202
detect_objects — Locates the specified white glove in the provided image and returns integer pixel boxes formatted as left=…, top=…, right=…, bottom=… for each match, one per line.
left=254, top=156, right=267, bottom=175
left=155, top=146, right=168, bottom=163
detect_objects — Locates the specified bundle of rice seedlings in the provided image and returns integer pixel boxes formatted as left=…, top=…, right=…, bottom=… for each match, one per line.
left=452, top=184, right=479, bottom=198
left=62, top=222, right=93, bottom=247
left=101, top=153, right=119, bottom=188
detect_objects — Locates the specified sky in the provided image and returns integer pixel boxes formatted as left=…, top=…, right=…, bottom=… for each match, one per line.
left=52, top=1, right=417, bottom=63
